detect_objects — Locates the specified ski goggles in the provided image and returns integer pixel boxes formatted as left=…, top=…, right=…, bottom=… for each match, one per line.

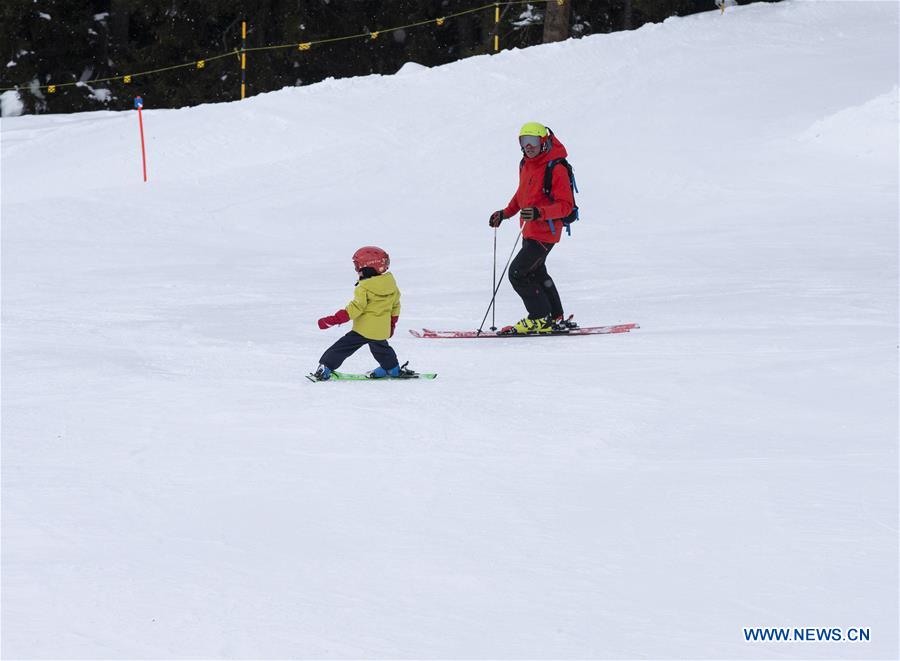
left=519, top=135, right=543, bottom=149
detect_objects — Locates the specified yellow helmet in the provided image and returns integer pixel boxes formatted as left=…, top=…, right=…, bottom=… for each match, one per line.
left=519, top=122, right=548, bottom=138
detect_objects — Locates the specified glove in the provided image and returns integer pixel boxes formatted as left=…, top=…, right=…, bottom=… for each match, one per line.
left=317, top=308, right=350, bottom=329
left=488, top=210, right=505, bottom=228
left=520, top=207, right=541, bottom=222
left=390, top=315, right=399, bottom=337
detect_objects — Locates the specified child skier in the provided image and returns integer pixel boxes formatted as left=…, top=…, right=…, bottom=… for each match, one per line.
left=312, top=246, right=408, bottom=381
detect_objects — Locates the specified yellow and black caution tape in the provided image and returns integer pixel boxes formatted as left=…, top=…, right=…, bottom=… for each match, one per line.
left=0, top=0, right=556, bottom=94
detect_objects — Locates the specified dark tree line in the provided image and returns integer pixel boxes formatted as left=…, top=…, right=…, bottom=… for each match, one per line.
left=0, top=0, right=771, bottom=115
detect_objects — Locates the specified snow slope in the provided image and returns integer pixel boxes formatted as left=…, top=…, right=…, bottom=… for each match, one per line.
left=2, top=1, right=898, bottom=658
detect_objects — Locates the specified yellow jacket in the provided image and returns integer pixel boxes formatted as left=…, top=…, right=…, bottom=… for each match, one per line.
left=345, top=272, right=401, bottom=340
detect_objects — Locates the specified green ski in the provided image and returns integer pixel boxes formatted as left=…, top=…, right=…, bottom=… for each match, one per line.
left=306, top=371, right=437, bottom=382
left=306, top=362, right=436, bottom=382
left=308, top=371, right=437, bottom=382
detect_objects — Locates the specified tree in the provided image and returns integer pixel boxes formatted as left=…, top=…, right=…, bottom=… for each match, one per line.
left=543, top=0, right=571, bottom=43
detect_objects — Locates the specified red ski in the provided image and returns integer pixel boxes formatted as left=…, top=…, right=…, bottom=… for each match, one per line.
left=409, top=323, right=639, bottom=339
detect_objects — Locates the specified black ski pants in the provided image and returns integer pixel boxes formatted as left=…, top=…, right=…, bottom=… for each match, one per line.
left=508, top=238, right=564, bottom=319
left=319, top=331, right=398, bottom=371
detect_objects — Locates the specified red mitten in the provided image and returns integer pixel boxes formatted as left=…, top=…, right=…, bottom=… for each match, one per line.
left=317, top=308, right=351, bottom=329
left=390, top=315, right=399, bottom=337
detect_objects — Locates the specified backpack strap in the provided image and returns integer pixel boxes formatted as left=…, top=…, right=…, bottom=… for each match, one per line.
left=542, top=158, right=579, bottom=235
left=542, top=158, right=565, bottom=235
left=543, top=158, right=578, bottom=196
left=543, top=159, right=559, bottom=199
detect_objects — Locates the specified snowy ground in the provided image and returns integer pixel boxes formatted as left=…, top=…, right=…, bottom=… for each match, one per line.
left=2, top=1, right=898, bottom=658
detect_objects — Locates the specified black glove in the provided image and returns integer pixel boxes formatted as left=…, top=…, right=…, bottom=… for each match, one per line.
left=520, top=207, right=541, bottom=222
left=489, top=210, right=505, bottom=228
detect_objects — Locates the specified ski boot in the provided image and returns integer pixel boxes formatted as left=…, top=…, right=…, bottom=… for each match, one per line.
left=312, top=364, right=332, bottom=381
left=499, top=316, right=553, bottom=335
left=368, top=364, right=401, bottom=379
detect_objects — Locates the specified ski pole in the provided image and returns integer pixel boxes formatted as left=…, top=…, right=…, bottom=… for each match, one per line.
left=491, top=227, right=498, bottom=331
left=476, top=227, right=522, bottom=335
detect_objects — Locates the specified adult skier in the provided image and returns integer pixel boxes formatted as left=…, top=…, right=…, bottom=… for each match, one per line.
left=489, top=122, right=578, bottom=334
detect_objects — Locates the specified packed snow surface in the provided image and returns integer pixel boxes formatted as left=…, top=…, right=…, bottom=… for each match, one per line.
left=2, top=1, right=897, bottom=658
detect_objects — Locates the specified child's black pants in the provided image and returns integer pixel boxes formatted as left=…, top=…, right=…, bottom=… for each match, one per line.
left=320, top=331, right=398, bottom=371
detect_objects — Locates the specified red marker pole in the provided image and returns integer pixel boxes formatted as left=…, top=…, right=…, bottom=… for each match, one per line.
left=135, top=96, right=148, bottom=182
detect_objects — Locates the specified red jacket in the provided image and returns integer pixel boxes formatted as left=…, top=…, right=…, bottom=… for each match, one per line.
left=502, top=133, right=575, bottom=244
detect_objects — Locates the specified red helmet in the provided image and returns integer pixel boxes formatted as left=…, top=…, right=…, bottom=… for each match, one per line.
left=352, top=246, right=390, bottom=274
